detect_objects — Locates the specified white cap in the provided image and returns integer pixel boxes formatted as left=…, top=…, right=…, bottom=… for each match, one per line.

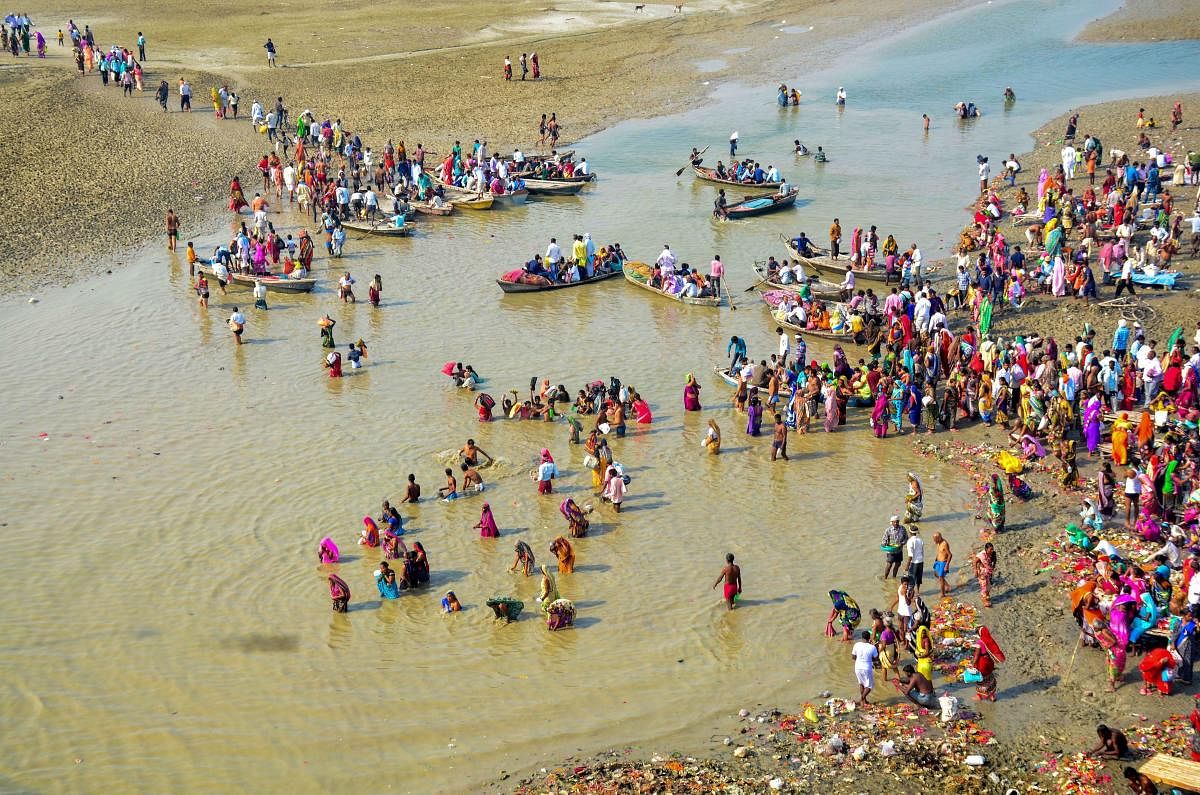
left=890, top=515, right=900, bottom=522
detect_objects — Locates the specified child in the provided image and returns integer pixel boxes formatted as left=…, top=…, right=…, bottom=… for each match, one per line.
left=437, top=467, right=458, bottom=501
left=185, top=240, right=197, bottom=275
left=441, top=591, right=462, bottom=613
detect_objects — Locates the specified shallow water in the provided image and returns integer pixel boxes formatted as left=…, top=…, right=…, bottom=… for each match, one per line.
left=2, top=1, right=1199, bottom=792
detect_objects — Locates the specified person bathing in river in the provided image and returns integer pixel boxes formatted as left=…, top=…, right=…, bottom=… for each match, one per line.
left=510, top=540, right=536, bottom=576
left=461, top=463, right=483, bottom=493
left=460, top=439, right=492, bottom=467
left=712, top=552, right=742, bottom=610
left=437, top=468, right=457, bottom=501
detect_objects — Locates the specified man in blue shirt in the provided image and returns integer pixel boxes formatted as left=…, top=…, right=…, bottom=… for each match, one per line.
left=727, top=336, right=747, bottom=372
left=1113, top=319, right=1130, bottom=360
left=1008, top=245, right=1025, bottom=273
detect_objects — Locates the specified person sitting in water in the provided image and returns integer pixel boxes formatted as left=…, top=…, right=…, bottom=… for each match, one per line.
left=441, top=591, right=462, bottom=613
left=486, top=597, right=523, bottom=622
left=814, top=147, right=827, bottom=163
left=794, top=139, right=809, bottom=156
left=359, top=516, right=380, bottom=547
left=375, top=562, right=401, bottom=599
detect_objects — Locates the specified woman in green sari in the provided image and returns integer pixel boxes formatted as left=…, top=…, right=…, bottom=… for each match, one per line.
left=987, top=473, right=1005, bottom=533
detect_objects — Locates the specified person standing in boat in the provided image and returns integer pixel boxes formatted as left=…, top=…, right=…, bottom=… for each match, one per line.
left=829, top=217, right=842, bottom=259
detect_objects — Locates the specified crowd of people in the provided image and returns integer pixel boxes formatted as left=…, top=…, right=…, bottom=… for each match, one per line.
left=501, top=235, right=626, bottom=286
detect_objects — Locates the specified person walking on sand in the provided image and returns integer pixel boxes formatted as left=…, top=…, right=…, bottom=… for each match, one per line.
left=932, top=531, right=953, bottom=597
left=178, top=78, right=192, bottom=112
left=519, top=52, right=528, bottom=80
left=155, top=78, right=168, bottom=111
left=165, top=209, right=179, bottom=251
left=851, top=629, right=878, bottom=705
left=712, top=552, right=741, bottom=610
left=264, top=38, right=276, bottom=67
left=137, top=31, right=145, bottom=61
left=503, top=55, right=512, bottom=81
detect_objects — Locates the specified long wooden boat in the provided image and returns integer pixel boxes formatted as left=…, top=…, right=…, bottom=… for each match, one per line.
left=723, top=189, right=799, bottom=219
left=524, top=178, right=585, bottom=196
left=514, top=170, right=595, bottom=183
left=621, top=261, right=722, bottom=307
left=522, top=149, right=575, bottom=164
left=751, top=265, right=842, bottom=299
left=497, top=265, right=623, bottom=293
left=692, top=165, right=781, bottom=190
left=783, top=239, right=891, bottom=284
left=340, top=216, right=415, bottom=236
left=196, top=262, right=316, bottom=293
left=410, top=201, right=455, bottom=217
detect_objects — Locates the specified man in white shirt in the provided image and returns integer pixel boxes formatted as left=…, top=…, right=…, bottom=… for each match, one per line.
left=1115, top=256, right=1136, bottom=297
left=544, top=237, right=562, bottom=264
left=791, top=259, right=806, bottom=284
left=364, top=187, right=379, bottom=219
left=1061, top=144, right=1077, bottom=179
left=978, top=157, right=990, bottom=194
left=850, top=630, right=878, bottom=705
left=578, top=158, right=589, bottom=176
left=905, top=527, right=925, bottom=591
left=656, top=244, right=676, bottom=273
left=1140, top=351, right=1163, bottom=405
left=913, top=292, right=931, bottom=333
left=512, top=148, right=525, bottom=164
left=228, top=307, right=246, bottom=345
left=910, top=244, right=923, bottom=283
left=212, top=259, right=230, bottom=293
left=777, top=327, right=789, bottom=365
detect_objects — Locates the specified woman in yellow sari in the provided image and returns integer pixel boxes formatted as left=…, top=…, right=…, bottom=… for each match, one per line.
left=537, top=564, right=559, bottom=614
left=1111, top=412, right=1132, bottom=465
left=914, top=625, right=934, bottom=682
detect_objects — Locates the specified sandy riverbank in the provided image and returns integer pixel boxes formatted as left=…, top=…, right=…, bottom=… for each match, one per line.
left=1, top=0, right=968, bottom=297
left=1079, top=0, right=1200, bottom=43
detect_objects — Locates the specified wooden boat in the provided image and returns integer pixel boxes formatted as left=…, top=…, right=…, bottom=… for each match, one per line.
left=490, top=189, right=529, bottom=206
left=751, top=265, right=842, bottom=298
left=621, top=261, right=722, bottom=307
left=714, top=366, right=739, bottom=388
left=723, top=189, right=799, bottom=219
left=514, top=170, right=595, bottom=183
left=497, top=265, right=623, bottom=293
left=783, top=239, right=891, bottom=284
left=340, top=216, right=415, bottom=236
left=447, top=192, right=494, bottom=210
left=523, top=149, right=575, bottom=164
left=410, top=201, right=455, bottom=217
left=691, top=165, right=781, bottom=191
left=196, top=262, right=316, bottom=293
left=524, top=178, right=585, bottom=196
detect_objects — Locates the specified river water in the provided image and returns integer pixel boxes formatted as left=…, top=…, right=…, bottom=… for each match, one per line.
left=2, top=1, right=1198, bottom=792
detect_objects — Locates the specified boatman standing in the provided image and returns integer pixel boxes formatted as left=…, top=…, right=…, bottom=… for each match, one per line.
left=656, top=244, right=676, bottom=273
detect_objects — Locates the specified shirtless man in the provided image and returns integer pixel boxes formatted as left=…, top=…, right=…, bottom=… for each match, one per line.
left=165, top=209, right=180, bottom=252
left=461, top=462, right=484, bottom=492
left=711, top=553, right=742, bottom=610
left=400, top=473, right=421, bottom=503
left=894, top=664, right=937, bottom=708
left=1085, top=724, right=1130, bottom=759
left=460, top=439, right=493, bottom=467
left=437, top=468, right=458, bottom=500
left=771, top=413, right=789, bottom=461
left=932, top=531, right=953, bottom=597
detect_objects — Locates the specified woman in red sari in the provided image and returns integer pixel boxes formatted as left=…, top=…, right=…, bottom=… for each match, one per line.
left=228, top=176, right=248, bottom=213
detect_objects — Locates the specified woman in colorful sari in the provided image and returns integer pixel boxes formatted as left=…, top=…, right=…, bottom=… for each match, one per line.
left=509, top=541, right=536, bottom=576
left=824, top=589, right=861, bottom=641
left=411, top=542, right=430, bottom=585
left=1083, top=391, right=1104, bottom=456
left=1129, top=589, right=1159, bottom=644
left=683, top=373, right=702, bottom=411
left=546, top=598, right=576, bottom=630
left=318, top=537, right=340, bottom=564
left=382, top=530, right=406, bottom=561
left=1111, top=413, right=1132, bottom=465
left=328, top=573, right=351, bottom=612
left=358, top=516, right=380, bottom=547
left=986, top=474, right=1005, bottom=532
left=1093, top=618, right=1125, bottom=691
left=537, top=564, right=560, bottom=614
left=973, top=542, right=997, bottom=607
left=474, top=502, right=500, bottom=538
left=870, top=386, right=890, bottom=438
left=903, top=473, right=924, bottom=523
left=550, top=536, right=575, bottom=574
left=913, top=624, right=934, bottom=682
left=822, top=382, right=839, bottom=433
left=1097, top=462, right=1117, bottom=518
left=228, top=176, right=248, bottom=213
left=702, top=419, right=721, bottom=454
left=375, top=562, right=401, bottom=599
left=1139, top=647, right=1176, bottom=696
left=1071, top=580, right=1102, bottom=646
left=559, top=497, right=589, bottom=537
left=1136, top=411, right=1155, bottom=451
left=971, top=637, right=999, bottom=701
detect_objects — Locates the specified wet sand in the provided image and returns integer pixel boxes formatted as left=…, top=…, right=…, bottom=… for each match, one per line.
left=1079, top=0, right=1200, bottom=43
left=2, top=0, right=966, bottom=296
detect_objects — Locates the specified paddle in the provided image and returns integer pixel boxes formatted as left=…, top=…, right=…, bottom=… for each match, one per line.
left=675, top=145, right=708, bottom=177
left=744, top=259, right=770, bottom=292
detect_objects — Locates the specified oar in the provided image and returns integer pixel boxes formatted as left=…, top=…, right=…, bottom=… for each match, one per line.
left=744, top=259, right=770, bottom=292
left=675, top=145, right=708, bottom=177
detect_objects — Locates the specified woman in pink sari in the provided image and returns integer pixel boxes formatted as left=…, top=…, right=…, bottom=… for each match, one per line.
left=318, top=537, right=340, bottom=564
left=823, top=383, right=839, bottom=433
left=683, top=373, right=702, bottom=411
left=870, top=388, right=889, bottom=438
left=328, top=573, right=351, bottom=612
left=474, top=503, right=500, bottom=537
left=1083, top=391, right=1103, bottom=455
